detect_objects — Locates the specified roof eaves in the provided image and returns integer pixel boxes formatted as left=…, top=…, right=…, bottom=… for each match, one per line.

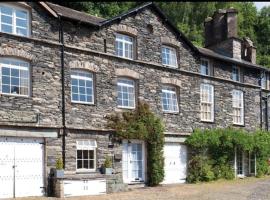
left=39, top=2, right=58, bottom=18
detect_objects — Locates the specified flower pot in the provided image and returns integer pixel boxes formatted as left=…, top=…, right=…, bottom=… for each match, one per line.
left=52, top=168, right=64, bottom=178
left=105, top=168, right=112, bottom=175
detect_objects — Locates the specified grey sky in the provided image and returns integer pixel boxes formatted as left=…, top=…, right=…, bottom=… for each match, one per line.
left=254, top=2, right=270, bottom=10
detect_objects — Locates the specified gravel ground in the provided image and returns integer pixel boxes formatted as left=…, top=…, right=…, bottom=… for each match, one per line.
left=16, top=176, right=270, bottom=200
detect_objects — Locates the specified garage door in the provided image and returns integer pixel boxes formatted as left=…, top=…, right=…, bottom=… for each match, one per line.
left=0, top=137, right=44, bottom=198
left=163, top=143, right=187, bottom=184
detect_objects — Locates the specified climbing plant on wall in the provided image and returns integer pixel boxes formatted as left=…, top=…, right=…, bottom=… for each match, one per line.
left=185, top=128, right=270, bottom=183
left=107, top=101, right=165, bottom=186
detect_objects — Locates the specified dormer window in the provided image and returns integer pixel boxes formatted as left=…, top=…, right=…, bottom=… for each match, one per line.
left=232, top=66, right=240, bottom=82
left=162, top=45, right=177, bottom=68
left=0, top=4, right=30, bottom=37
left=115, top=33, right=134, bottom=59
left=200, top=59, right=210, bottom=76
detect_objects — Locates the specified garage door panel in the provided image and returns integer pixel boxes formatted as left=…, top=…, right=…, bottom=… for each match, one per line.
left=0, top=137, right=44, bottom=198
left=163, top=143, right=187, bottom=184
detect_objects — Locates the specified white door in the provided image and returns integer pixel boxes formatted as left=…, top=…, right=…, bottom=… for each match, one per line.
left=0, top=137, right=44, bottom=198
left=122, top=140, right=145, bottom=183
left=163, top=143, right=187, bottom=184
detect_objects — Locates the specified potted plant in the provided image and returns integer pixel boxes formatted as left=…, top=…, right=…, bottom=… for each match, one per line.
left=103, top=156, right=113, bottom=175
left=54, top=157, right=64, bottom=178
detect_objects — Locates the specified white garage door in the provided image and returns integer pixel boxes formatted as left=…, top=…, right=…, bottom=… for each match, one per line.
left=163, top=143, right=187, bottom=184
left=0, top=137, right=44, bottom=198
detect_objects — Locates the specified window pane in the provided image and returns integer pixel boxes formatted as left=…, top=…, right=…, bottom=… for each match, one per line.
left=2, top=15, right=12, bottom=24
left=77, top=150, right=82, bottom=159
left=15, top=10, right=27, bottom=19
left=1, top=6, right=12, bottom=15
left=2, top=85, right=10, bottom=93
left=2, top=67, right=10, bottom=76
left=89, top=160, right=94, bottom=169
left=83, top=160, right=89, bottom=169
left=77, top=160, right=82, bottom=169
left=72, top=93, right=79, bottom=101
left=2, top=24, right=12, bottom=33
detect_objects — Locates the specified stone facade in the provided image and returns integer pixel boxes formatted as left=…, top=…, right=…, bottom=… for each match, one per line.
left=0, top=2, right=269, bottom=197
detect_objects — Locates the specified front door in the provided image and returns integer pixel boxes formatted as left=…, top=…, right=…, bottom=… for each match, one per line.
left=122, top=140, right=145, bottom=183
left=236, top=149, right=244, bottom=177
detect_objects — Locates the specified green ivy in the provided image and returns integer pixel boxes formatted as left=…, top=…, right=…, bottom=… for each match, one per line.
left=107, top=101, right=165, bottom=186
left=185, top=128, right=270, bottom=183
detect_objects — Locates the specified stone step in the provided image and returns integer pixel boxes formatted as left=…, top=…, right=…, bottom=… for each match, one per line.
left=128, top=182, right=146, bottom=190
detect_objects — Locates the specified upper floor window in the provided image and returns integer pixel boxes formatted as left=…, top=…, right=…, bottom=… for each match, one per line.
left=0, top=4, right=30, bottom=37
left=200, top=83, right=214, bottom=122
left=162, top=45, right=177, bottom=68
left=200, top=59, right=210, bottom=76
left=261, top=72, right=269, bottom=90
left=161, top=85, right=179, bottom=113
left=232, top=90, right=244, bottom=125
left=115, top=33, right=134, bottom=59
left=76, top=140, right=97, bottom=172
left=71, top=70, right=94, bottom=104
left=117, top=78, right=135, bottom=109
left=232, top=66, right=240, bottom=82
left=0, top=58, right=29, bottom=96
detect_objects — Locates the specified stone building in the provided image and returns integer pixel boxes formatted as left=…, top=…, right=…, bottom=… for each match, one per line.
left=0, top=2, right=269, bottom=198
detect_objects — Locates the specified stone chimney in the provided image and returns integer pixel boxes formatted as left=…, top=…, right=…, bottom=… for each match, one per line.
left=204, top=8, right=238, bottom=47
left=242, top=37, right=256, bottom=64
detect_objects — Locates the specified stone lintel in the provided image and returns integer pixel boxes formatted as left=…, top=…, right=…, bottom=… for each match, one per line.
left=0, top=127, right=58, bottom=138
left=165, top=137, right=187, bottom=143
left=161, top=77, right=181, bottom=87
left=115, top=68, right=140, bottom=79
left=0, top=47, right=34, bottom=61
left=69, top=61, right=99, bottom=72
left=161, top=37, right=180, bottom=47
left=114, top=24, right=138, bottom=36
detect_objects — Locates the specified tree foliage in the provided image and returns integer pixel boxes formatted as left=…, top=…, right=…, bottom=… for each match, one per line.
left=185, top=128, right=270, bottom=183
left=107, top=101, right=165, bottom=186
left=58, top=2, right=270, bottom=68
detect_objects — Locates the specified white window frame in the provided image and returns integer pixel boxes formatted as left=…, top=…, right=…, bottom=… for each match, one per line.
left=232, top=66, right=240, bottom=82
left=232, top=89, right=244, bottom=125
left=200, top=83, right=214, bottom=122
left=0, top=3, right=30, bottom=37
left=115, top=33, right=134, bottom=60
left=117, top=78, right=135, bottom=109
left=261, top=72, right=268, bottom=90
left=71, top=70, right=94, bottom=105
left=162, top=45, right=178, bottom=68
left=0, top=57, right=30, bottom=97
left=161, top=85, right=179, bottom=113
left=200, top=58, right=210, bottom=76
left=76, top=140, right=97, bottom=172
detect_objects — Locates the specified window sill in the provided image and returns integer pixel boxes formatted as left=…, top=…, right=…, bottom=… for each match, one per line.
left=116, top=55, right=134, bottom=61
left=232, top=123, right=245, bottom=127
left=163, top=111, right=179, bottom=115
left=71, top=101, right=95, bottom=106
left=0, top=31, right=30, bottom=39
left=200, top=120, right=215, bottom=124
left=163, top=64, right=178, bottom=69
left=76, top=169, right=96, bottom=174
left=0, top=93, right=31, bottom=99
left=117, top=106, right=135, bottom=110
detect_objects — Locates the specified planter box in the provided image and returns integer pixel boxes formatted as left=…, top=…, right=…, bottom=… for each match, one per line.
left=52, top=168, right=64, bottom=178
left=105, top=168, right=113, bottom=175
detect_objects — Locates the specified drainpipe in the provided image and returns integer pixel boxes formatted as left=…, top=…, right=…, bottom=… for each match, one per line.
left=259, top=70, right=264, bottom=130
left=58, top=15, right=66, bottom=168
left=263, top=95, right=269, bottom=131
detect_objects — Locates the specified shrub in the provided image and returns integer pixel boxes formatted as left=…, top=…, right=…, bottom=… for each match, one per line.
left=104, top=156, right=112, bottom=168
left=56, top=157, right=63, bottom=170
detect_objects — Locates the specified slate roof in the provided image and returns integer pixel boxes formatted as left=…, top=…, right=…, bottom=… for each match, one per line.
left=45, top=2, right=105, bottom=26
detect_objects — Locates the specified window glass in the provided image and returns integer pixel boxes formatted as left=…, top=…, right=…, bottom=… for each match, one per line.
left=232, top=66, right=240, bottom=82
left=76, top=140, right=96, bottom=171
left=0, top=4, right=29, bottom=36
left=0, top=58, right=29, bottom=96
left=162, top=45, right=177, bottom=67
left=161, top=85, right=179, bottom=112
left=232, top=90, right=244, bottom=125
left=200, top=84, right=214, bottom=121
left=71, top=70, right=94, bottom=104
left=200, top=59, right=209, bottom=75
left=115, top=33, right=133, bottom=59
left=117, top=78, right=135, bottom=108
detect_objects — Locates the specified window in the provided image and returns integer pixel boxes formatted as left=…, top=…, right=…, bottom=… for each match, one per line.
left=232, top=66, right=240, bottom=82
left=200, top=59, right=210, bottom=76
left=162, top=45, right=177, bottom=68
left=76, top=140, right=97, bottom=171
left=161, top=85, right=179, bottom=112
left=115, top=33, right=134, bottom=59
left=0, top=4, right=29, bottom=36
left=0, top=58, right=29, bottom=96
left=261, top=72, right=268, bottom=90
left=117, top=78, right=135, bottom=109
left=71, top=70, right=94, bottom=104
left=200, top=84, right=214, bottom=122
left=232, top=90, right=244, bottom=125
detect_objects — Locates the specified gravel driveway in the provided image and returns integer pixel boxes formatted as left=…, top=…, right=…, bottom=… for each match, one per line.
left=17, top=176, right=270, bottom=200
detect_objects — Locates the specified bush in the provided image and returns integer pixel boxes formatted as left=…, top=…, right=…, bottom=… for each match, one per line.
left=185, top=128, right=270, bottom=183
left=187, top=155, right=215, bottom=183
left=56, top=157, right=63, bottom=170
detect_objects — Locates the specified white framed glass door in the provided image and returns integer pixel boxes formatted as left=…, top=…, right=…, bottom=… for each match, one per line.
left=122, top=140, right=145, bottom=183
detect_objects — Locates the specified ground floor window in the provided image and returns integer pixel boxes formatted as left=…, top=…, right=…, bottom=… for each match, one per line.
left=76, top=140, right=97, bottom=172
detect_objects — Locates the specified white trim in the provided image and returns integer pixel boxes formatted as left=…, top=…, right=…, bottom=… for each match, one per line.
left=232, top=89, right=244, bottom=125
left=115, top=33, right=134, bottom=60
left=162, top=45, right=178, bottom=68
left=161, top=85, right=179, bottom=113
left=200, top=83, right=214, bottom=122
left=117, top=78, right=135, bottom=109
left=200, top=58, right=210, bottom=76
